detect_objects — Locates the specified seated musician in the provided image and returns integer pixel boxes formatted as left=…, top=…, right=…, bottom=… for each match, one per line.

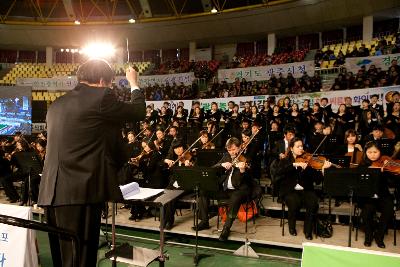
left=195, top=137, right=251, bottom=242
left=336, top=129, right=363, bottom=167
left=358, top=141, right=395, bottom=248
left=129, top=141, right=167, bottom=220
left=271, top=138, right=331, bottom=240
left=154, top=128, right=171, bottom=158
left=192, top=130, right=215, bottom=152
left=163, top=142, right=194, bottom=229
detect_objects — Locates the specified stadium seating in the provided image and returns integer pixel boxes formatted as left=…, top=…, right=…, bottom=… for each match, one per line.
left=0, top=62, right=152, bottom=86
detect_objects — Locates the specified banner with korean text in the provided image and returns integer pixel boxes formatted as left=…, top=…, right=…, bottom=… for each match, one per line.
left=344, top=53, right=400, bottom=73
left=0, top=204, right=38, bottom=267
left=217, top=61, right=315, bottom=83
left=17, top=72, right=195, bottom=91
left=146, top=86, right=399, bottom=115
left=16, top=77, right=78, bottom=91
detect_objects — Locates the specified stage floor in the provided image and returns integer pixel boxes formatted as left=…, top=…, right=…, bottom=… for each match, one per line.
left=100, top=198, right=399, bottom=254
left=0, top=190, right=397, bottom=256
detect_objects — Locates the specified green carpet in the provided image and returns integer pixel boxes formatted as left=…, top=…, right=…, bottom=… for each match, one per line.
left=36, top=226, right=301, bottom=267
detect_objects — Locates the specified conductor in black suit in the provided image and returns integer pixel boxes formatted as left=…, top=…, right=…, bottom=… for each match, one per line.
left=37, top=59, right=146, bottom=267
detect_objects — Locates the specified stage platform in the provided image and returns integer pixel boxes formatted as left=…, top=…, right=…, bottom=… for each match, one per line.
left=0, top=190, right=398, bottom=256
left=98, top=195, right=399, bottom=254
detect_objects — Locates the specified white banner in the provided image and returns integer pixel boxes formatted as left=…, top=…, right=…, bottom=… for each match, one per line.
left=16, top=77, right=78, bottom=91
left=146, top=86, right=400, bottom=114
left=218, top=61, right=315, bottom=83
left=345, top=53, right=400, bottom=73
left=17, top=72, right=195, bottom=91
left=0, top=204, right=38, bottom=267
left=115, top=73, right=195, bottom=88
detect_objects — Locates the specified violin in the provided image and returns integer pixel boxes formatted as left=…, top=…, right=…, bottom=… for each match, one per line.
left=295, top=153, right=341, bottom=170
left=129, top=150, right=150, bottom=166
left=176, top=151, right=193, bottom=166
left=371, top=155, right=400, bottom=175
left=202, top=142, right=215, bottom=150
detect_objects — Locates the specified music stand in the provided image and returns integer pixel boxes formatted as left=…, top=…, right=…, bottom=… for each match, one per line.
left=196, top=150, right=225, bottom=167
left=14, top=151, right=42, bottom=206
left=324, top=168, right=380, bottom=247
left=173, top=167, right=219, bottom=266
left=328, top=156, right=351, bottom=168
left=380, top=138, right=394, bottom=156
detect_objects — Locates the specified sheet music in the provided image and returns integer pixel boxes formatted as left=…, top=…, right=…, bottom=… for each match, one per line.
left=119, top=182, right=164, bottom=200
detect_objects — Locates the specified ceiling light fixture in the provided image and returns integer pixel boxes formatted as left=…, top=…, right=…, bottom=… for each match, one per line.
left=211, top=7, right=218, bottom=13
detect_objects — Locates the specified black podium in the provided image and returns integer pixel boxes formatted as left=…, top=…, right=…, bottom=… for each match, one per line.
left=173, top=167, right=219, bottom=266
left=324, top=168, right=380, bottom=247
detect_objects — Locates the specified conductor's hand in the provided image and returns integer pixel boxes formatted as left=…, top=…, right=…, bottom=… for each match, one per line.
left=279, top=153, right=286, bottom=159
left=221, top=162, right=233, bottom=170
left=126, top=67, right=139, bottom=89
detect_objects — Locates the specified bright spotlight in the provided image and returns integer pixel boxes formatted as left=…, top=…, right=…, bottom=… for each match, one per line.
left=60, top=49, right=64, bottom=52
left=211, top=7, right=218, bottom=13
left=66, top=49, right=70, bottom=52
left=74, top=20, right=81, bottom=25
left=81, top=43, right=116, bottom=59
left=128, top=18, right=136, bottom=23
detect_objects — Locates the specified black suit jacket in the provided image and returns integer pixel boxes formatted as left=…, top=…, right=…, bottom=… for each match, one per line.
left=38, top=83, right=146, bottom=206
left=213, top=153, right=249, bottom=190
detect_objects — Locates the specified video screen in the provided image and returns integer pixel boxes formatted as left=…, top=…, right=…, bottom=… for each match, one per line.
left=0, top=86, right=32, bottom=135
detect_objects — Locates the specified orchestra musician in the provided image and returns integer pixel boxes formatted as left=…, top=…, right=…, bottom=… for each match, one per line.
left=336, top=129, right=363, bottom=167
left=129, top=141, right=167, bottom=221
left=195, top=137, right=251, bottom=242
left=163, top=142, right=194, bottom=229
left=271, top=137, right=332, bottom=239
left=358, top=141, right=395, bottom=248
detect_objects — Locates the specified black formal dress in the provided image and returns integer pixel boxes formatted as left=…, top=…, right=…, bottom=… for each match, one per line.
left=271, top=154, right=322, bottom=236
left=38, top=83, right=145, bottom=267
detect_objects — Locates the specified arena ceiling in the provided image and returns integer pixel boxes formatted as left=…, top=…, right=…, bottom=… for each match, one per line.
left=0, top=0, right=399, bottom=50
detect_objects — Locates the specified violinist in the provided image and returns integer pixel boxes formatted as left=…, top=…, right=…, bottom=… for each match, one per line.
left=358, top=141, right=395, bottom=248
left=154, top=128, right=171, bottom=157
left=271, top=138, right=332, bottom=240
left=163, top=142, right=194, bottom=229
left=129, top=141, right=167, bottom=221
left=207, top=121, right=222, bottom=149
left=192, top=130, right=215, bottom=153
left=194, top=138, right=251, bottom=242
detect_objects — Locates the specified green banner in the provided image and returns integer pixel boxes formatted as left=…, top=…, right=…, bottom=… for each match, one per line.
left=302, top=243, right=400, bottom=267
